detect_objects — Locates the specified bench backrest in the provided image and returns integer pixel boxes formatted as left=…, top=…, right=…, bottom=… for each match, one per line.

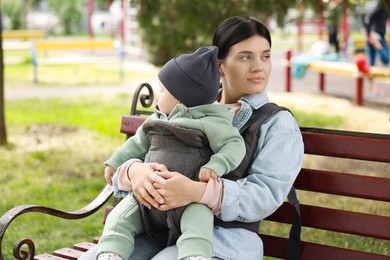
left=33, top=40, right=115, bottom=51
left=2, top=30, right=46, bottom=40
left=121, top=83, right=390, bottom=259
left=261, top=128, right=390, bottom=260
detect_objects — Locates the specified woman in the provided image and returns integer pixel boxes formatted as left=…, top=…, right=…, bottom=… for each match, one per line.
left=80, top=15, right=304, bottom=260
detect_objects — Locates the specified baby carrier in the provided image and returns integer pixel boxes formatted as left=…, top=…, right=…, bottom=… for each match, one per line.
left=139, top=103, right=302, bottom=260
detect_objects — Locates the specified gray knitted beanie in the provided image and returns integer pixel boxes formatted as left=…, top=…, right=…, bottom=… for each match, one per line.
left=158, top=46, right=220, bottom=107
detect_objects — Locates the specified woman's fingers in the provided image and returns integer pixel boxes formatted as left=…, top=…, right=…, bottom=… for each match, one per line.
left=152, top=163, right=169, bottom=172
left=129, top=162, right=167, bottom=208
left=153, top=171, right=207, bottom=211
left=139, top=189, right=158, bottom=209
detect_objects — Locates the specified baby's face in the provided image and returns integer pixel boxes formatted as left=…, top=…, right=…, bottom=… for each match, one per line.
left=157, top=82, right=180, bottom=115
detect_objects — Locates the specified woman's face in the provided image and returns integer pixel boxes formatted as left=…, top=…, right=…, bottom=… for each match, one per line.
left=157, top=81, right=180, bottom=115
left=219, top=35, right=271, bottom=104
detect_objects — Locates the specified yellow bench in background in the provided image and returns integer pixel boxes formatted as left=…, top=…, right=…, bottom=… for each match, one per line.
left=33, top=40, right=114, bottom=50
left=2, top=30, right=47, bottom=50
left=284, top=50, right=390, bottom=106
left=306, top=60, right=390, bottom=105
left=2, top=30, right=46, bottom=40
left=30, top=40, right=124, bottom=84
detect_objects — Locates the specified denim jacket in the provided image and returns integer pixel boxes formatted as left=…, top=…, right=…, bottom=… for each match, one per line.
left=211, top=90, right=304, bottom=260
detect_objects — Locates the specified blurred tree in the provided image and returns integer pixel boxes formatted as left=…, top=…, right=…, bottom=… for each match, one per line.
left=2, top=0, right=23, bottom=29
left=0, top=8, right=7, bottom=145
left=96, top=0, right=112, bottom=10
left=2, top=0, right=39, bottom=29
left=135, top=0, right=296, bottom=66
left=47, top=0, right=83, bottom=34
left=305, top=0, right=358, bottom=21
left=247, top=0, right=294, bottom=27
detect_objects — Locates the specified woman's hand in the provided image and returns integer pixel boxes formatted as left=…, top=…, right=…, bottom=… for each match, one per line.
left=104, top=166, right=115, bottom=186
left=153, top=171, right=207, bottom=211
left=128, top=162, right=168, bottom=209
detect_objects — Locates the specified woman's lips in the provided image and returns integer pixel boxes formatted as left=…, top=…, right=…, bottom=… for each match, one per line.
left=248, top=77, right=264, bottom=83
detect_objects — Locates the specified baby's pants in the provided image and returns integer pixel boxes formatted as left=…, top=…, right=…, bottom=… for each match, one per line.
left=97, top=194, right=213, bottom=260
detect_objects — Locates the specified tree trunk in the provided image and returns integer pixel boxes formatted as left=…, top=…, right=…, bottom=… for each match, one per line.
left=0, top=8, right=8, bottom=145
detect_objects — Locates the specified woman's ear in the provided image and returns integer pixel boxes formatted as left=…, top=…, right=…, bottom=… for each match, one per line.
left=217, top=63, right=225, bottom=77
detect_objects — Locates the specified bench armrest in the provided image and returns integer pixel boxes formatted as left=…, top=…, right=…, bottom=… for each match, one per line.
left=0, top=184, right=113, bottom=259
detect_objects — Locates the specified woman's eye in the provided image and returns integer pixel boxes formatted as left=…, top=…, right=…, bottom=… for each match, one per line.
left=241, top=55, right=251, bottom=60
left=261, top=55, right=270, bottom=61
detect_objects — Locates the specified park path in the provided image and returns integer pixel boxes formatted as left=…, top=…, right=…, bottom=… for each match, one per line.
left=4, top=50, right=390, bottom=135
left=5, top=84, right=136, bottom=100
left=4, top=58, right=158, bottom=100
left=5, top=51, right=390, bottom=108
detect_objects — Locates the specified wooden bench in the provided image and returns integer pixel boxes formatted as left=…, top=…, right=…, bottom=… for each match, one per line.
left=284, top=50, right=390, bottom=106
left=29, top=40, right=124, bottom=84
left=2, top=30, right=47, bottom=51
left=2, top=30, right=46, bottom=41
left=1, top=83, right=389, bottom=260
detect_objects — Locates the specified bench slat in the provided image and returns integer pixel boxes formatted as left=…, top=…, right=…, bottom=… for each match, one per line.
left=307, top=61, right=358, bottom=77
left=93, top=237, right=101, bottom=244
left=266, top=203, right=390, bottom=240
left=296, top=169, right=390, bottom=201
left=120, top=115, right=146, bottom=136
left=301, top=128, right=390, bottom=163
left=53, top=248, right=84, bottom=260
left=2, top=30, right=46, bottom=40
left=73, top=241, right=97, bottom=252
left=34, top=253, right=69, bottom=260
left=34, top=41, right=114, bottom=50
left=261, top=234, right=390, bottom=260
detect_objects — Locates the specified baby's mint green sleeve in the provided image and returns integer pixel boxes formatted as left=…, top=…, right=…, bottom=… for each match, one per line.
left=105, top=117, right=152, bottom=169
left=202, top=112, right=246, bottom=177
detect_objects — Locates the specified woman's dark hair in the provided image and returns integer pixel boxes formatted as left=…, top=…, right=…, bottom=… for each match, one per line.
left=212, top=16, right=271, bottom=60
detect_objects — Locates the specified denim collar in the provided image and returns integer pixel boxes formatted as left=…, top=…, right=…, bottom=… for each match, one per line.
left=240, top=90, right=269, bottom=110
left=233, top=91, right=269, bottom=130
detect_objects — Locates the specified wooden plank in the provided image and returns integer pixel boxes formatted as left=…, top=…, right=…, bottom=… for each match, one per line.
left=296, top=169, right=390, bottom=202
left=266, top=203, right=390, bottom=239
left=93, top=237, right=100, bottom=244
left=34, top=40, right=114, bottom=50
left=307, top=61, right=358, bottom=77
left=73, top=241, right=96, bottom=252
left=53, top=248, right=84, bottom=260
left=307, top=60, right=390, bottom=79
left=260, top=234, right=390, bottom=260
left=369, top=66, right=390, bottom=78
left=301, top=128, right=390, bottom=163
left=37, top=57, right=119, bottom=66
left=34, top=253, right=68, bottom=259
left=120, top=115, right=146, bottom=135
left=2, top=30, right=46, bottom=40
left=260, top=234, right=288, bottom=259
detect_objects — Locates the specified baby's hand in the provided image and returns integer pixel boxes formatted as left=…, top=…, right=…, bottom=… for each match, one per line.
left=104, top=165, right=115, bottom=186
left=199, top=167, right=217, bottom=182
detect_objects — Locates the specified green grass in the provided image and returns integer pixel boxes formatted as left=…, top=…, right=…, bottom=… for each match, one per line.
left=6, top=95, right=132, bottom=136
